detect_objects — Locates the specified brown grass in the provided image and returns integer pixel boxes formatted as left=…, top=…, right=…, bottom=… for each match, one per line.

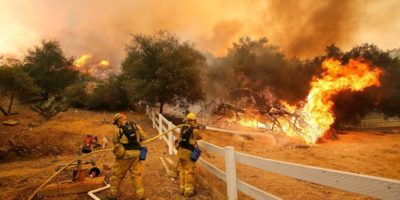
left=0, top=106, right=212, bottom=200
left=199, top=129, right=400, bottom=199
left=1, top=106, right=399, bottom=199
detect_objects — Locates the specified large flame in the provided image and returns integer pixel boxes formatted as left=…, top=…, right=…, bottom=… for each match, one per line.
left=232, top=58, right=382, bottom=144
left=297, top=58, right=382, bottom=143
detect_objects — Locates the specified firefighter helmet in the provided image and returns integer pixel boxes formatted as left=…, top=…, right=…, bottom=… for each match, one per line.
left=113, top=112, right=126, bottom=125
left=186, top=112, right=197, bottom=121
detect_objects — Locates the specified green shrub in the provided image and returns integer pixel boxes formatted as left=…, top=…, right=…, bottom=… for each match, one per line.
left=86, top=76, right=129, bottom=110
left=31, top=96, right=68, bottom=120
left=64, top=82, right=89, bottom=108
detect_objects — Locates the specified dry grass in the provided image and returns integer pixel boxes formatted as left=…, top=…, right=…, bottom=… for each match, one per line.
left=199, top=129, right=400, bottom=200
left=1, top=106, right=399, bottom=199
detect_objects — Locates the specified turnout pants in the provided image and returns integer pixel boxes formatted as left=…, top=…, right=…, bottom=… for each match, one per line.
left=177, top=159, right=196, bottom=196
left=109, top=156, right=144, bottom=199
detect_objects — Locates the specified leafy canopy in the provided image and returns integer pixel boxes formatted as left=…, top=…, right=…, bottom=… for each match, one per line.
left=23, top=40, right=79, bottom=97
left=86, top=75, right=129, bottom=111
left=0, top=65, right=41, bottom=115
left=121, top=31, right=205, bottom=113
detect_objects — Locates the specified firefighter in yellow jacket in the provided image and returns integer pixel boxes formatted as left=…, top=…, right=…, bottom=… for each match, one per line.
left=108, top=112, right=147, bottom=200
left=176, top=112, right=203, bottom=197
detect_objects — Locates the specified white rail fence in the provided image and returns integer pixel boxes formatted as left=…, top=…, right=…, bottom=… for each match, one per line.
left=146, top=109, right=400, bottom=200
left=360, top=113, right=400, bottom=128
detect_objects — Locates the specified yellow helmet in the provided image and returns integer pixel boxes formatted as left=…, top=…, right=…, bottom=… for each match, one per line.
left=186, top=112, right=197, bottom=121
left=113, top=112, right=126, bottom=125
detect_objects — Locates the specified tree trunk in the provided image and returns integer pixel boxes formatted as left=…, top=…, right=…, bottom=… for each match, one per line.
left=7, top=94, right=14, bottom=114
left=42, top=92, right=49, bottom=101
left=0, top=106, right=7, bottom=116
left=159, top=101, right=164, bottom=114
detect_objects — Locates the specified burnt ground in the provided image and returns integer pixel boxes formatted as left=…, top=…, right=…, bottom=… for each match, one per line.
left=0, top=105, right=399, bottom=200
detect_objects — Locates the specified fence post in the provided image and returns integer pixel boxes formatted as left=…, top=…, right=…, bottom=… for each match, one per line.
left=152, top=111, right=155, bottom=128
left=225, top=146, right=238, bottom=200
left=168, top=121, right=174, bottom=155
left=158, top=113, right=162, bottom=134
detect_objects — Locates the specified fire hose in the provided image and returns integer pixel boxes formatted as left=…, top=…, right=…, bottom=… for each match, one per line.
left=28, top=124, right=189, bottom=200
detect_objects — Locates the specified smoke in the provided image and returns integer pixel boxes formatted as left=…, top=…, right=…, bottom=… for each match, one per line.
left=0, top=0, right=399, bottom=63
left=264, top=0, right=360, bottom=57
left=199, top=20, right=243, bottom=56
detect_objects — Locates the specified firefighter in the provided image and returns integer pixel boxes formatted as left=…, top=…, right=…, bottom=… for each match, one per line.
left=108, top=112, right=147, bottom=200
left=176, top=112, right=203, bottom=197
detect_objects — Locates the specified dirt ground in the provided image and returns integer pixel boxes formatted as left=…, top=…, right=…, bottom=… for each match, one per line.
left=0, top=106, right=211, bottom=200
left=0, top=105, right=399, bottom=200
left=198, top=128, right=400, bottom=200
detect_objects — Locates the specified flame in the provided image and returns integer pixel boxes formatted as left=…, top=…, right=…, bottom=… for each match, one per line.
left=73, top=54, right=112, bottom=79
left=230, top=58, right=382, bottom=144
left=98, top=60, right=110, bottom=67
left=74, top=54, right=92, bottom=68
left=279, top=100, right=297, bottom=113
left=298, top=58, right=382, bottom=143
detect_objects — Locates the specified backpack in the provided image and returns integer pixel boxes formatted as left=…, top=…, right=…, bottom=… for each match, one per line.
left=179, top=126, right=195, bottom=151
left=119, top=121, right=141, bottom=150
left=179, top=125, right=201, bottom=161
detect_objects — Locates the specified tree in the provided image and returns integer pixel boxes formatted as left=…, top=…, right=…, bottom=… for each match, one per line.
left=122, top=31, right=205, bottom=113
left=86, top=75, right=129, bottom=110
left=324, top=44, right=344, bottom=59
left=210, top=37, right=318, bottom=108
left=63, top=81, right=89, bottom=108
left=31, top=96, right=68, bottom=120
left=332, top=89, right=379, bottom=127
left=377, top=49, right=400, bottom=118
left=326, top=43, right=400, bottom=125
left=0, top=65, right=41, bottom=116
left=23, top=40, right=79, bottom=98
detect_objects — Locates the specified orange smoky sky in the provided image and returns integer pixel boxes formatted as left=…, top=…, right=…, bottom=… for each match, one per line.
left=0, top=0, right=399, bottom=64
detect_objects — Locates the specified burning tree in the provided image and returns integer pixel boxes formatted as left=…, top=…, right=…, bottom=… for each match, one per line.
left=213, top=58, right=382, bottom=144
left=322, top=44, right=400, bottom=125
left=206, top=38, right=385, bottom=144
left=290, top=58, right=382, bottom=143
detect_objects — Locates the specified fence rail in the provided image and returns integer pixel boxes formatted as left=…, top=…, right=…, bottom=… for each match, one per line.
left=235, top=152, right=400, bottom=200
left=146, top=108, right=400, bottom=200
